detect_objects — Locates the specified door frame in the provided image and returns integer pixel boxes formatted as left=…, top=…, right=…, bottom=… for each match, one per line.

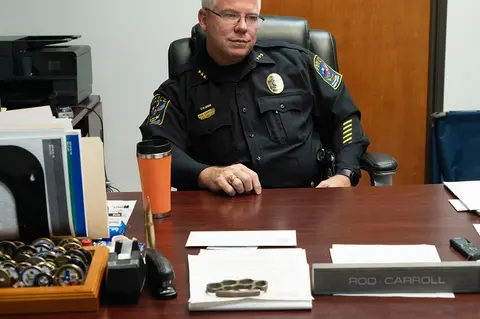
left=425, top=0, right=448, bottom=183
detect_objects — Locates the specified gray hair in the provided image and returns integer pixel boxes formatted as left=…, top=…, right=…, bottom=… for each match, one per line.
left=201, top=0, right=261, bottom=11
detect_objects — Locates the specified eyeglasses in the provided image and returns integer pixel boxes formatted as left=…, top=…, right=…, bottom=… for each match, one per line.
left=205, top=8, right=264, bottom=27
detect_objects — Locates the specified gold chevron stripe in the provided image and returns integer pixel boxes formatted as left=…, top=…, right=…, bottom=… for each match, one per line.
left=343, top=127, right=353, bottom=135
left=343, top=132, right=353, bottom=140
left=343, top=137, right=353, bottom=144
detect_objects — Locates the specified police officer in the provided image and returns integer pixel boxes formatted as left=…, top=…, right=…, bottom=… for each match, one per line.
left=140, top=0, right=370, bottom=196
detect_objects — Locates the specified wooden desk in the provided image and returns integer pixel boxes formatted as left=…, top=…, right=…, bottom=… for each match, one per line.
left=10, top=184, right=480, bottom=319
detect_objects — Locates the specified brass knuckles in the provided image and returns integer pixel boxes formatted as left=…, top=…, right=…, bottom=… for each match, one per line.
left=206, top=279, right=268, bottom=297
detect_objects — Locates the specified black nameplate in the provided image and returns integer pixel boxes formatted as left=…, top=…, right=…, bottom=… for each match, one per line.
left=312, top=261, right=480, bottom=295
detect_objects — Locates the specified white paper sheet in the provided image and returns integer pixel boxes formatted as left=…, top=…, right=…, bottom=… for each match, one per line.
left=449, top=199, right=480, bottom=214
left=185, top=230, right=297, bottom=247
left=206, top=246, right=258, bottom=250
left=449, top=199, right=470, bottom=212
left=330, top=244, right=455, bottom=298
left=0, top=105, right=54, bottom=126
left=198, top=248, right=308, bottom=263
left=188, top=248, right=312, bottom=311
left=444, top=181, right=480, bottom=211
left=107, top=200, right=136, bottom=227
left=473, top=224, right=480, bottom=236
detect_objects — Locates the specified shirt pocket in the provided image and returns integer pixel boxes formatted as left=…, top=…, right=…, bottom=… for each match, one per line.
left=257, top=92, right=313, bottom=144
left=189, top=112, right=235, bottom=165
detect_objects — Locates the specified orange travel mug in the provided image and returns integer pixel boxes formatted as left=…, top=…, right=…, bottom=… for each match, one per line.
left=137, top=139, right=172, bottom=218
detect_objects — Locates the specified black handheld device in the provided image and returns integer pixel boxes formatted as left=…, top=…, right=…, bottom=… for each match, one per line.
left=450, top=237, right=480, bottom=261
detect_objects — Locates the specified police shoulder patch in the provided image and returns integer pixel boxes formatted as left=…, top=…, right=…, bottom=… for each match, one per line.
left=148, top=94, right=170, bottom=126
left=313, top=55, right=343, bottom=90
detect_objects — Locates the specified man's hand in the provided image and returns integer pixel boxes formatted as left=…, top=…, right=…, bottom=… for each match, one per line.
left=316, top=175, right=351, bottom=188
left=198, top=164, right=262, bottom=196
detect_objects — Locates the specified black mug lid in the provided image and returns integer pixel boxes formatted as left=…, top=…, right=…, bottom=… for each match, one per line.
left=137, top=139, right=171, bottom=155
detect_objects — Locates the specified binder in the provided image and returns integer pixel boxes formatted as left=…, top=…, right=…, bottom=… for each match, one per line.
left=0, top=106, right=109, bottom=240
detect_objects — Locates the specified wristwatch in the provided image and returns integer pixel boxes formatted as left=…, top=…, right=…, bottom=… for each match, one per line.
left=336, top=169, right=359, bottom=186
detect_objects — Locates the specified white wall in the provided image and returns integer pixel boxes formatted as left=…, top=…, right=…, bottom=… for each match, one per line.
left=443, top=0, right=480, bottom=111
left=0, top=0, right=199, bottom=191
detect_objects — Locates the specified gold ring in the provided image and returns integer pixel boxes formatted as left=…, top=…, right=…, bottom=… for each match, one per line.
left=228, top=175, right=236, bottom=184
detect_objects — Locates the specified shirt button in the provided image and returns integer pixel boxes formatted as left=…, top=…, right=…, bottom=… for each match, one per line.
left=242, top=107, right=247, bottom=113
left=280, top=104, right=285, bottom=109
left=249, top=133, right=255, bottom=138
left=256, top=156, right=261, bottom=161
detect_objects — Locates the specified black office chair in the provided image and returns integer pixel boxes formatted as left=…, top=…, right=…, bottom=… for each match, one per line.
left=168, top=15, right=398, bottom=186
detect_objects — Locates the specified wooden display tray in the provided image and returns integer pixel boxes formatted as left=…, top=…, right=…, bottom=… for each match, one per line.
left=0, top=246, right=109, bottom=315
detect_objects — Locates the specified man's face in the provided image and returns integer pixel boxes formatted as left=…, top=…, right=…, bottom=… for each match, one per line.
left=200, top=0, right=260, bottom=65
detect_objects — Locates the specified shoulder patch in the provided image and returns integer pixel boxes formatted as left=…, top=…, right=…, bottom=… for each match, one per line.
left=313, top=55, right=343, bottom=90
left=148, top=94, right=170, bottom=125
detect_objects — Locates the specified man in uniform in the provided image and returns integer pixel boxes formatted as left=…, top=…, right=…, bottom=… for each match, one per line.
left=140, top=0, right=370, bottom=196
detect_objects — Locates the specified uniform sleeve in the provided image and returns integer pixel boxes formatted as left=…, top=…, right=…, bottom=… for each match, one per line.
left=303, top=51, right=370, bottom=176
left=139, top=80, right=208, bottom=190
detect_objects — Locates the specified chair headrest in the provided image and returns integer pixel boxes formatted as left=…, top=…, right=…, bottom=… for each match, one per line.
left=191, top=15, right=310, bottom=54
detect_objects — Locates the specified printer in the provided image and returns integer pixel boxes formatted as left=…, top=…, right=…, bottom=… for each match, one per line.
left=0, top=35, right=92, bottom=111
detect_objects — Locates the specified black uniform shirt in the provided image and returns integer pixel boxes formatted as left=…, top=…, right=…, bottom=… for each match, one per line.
left=140, top=41, right=370, bottom=190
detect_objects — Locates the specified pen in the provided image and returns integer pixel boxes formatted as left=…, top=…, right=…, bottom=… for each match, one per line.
left=145, top=196, right=156, bottom=249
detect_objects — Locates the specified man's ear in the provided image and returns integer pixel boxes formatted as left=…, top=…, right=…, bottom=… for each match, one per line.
left=198, top=8, right=208, bottom=31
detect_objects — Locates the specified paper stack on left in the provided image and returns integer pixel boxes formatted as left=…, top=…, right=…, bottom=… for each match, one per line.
left=0, top=106, right=109, bottom=240
left=188, top=248, right=313, bottom=311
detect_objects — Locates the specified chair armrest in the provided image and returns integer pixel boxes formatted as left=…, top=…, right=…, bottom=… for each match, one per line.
left=360, top=152, right=398, bottom=173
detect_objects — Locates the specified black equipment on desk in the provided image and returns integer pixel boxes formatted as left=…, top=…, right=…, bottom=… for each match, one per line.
left=103, top=241, right=177, bottom=304
left=0, top=35, right=92, bottom=110
left=144, top=248, right=177, bottom=299
left=104, top=240, right=146, bottom=305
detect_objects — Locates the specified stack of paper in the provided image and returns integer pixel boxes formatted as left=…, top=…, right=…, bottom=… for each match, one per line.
left=444, top=181, right=480, bottom=211
left=0, top=106, right=109, bottom=239
left=330, top=244, right=455, bottom=298
left=185, top=230, right=297, bottom=247
left=188, top=248, right=313, bottom=311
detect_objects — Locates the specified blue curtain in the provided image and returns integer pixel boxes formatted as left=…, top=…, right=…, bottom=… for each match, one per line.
left=431, top=111, right=480, bottom=183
